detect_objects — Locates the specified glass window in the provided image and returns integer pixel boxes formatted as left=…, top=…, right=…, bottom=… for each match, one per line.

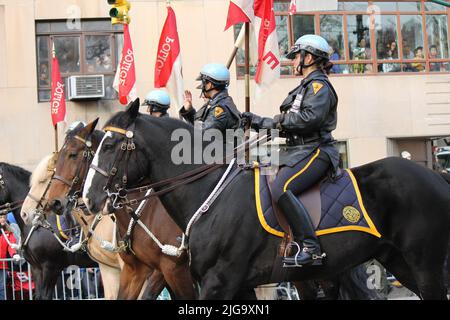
left=398, top=2, right=421, bottom=11
left=349, top=63, right=373, bottom=74
left=337, top=141, right=348, bottom=169
left=36, top=19, right=122, bottom=102
left=330, top=63, right=350, bottom=74
left=400, top=15, right=424, bottom=59
left=85, top=35, right=113, bottom=73
left=425, top=2, right=448, bottom=11
left=53, top=36, right=80, bottom=73
left=233, top=24, right=245, bottom=65
left=320, top=15, right=345, bottom=60
left=276, top=15, right=290, bottom=62
left=274, top=1, right=289, bottom=12
left=38, top=89, right=51, bottom=101
left=376, top=15, right=399, bottom=60
left=426, top=15, right=449, bottom=59
left=348, top=15, right=372, bottom=60
left=37, top=36, right=50, bottom=87
left=82, top=20, right=112, bottom=32
left=115, top=33, right=124, bottom=67
left=293, top=15, right=315, bottom=41
left=50, top=21, right=73, bottom=33
left=379, top=62, right=402, bottom=72
left=338, top=2, right=369, bottom=11
left=372, top=2, right=397, bottom=11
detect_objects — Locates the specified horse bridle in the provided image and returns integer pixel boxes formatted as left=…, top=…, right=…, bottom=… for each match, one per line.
left=89, top=124, right=146, bottom=209
left=52, top=134, right=95, bottom=210
left=26, top=169, right=55, bottom=214
left=0, top=168, right=25, bottom=215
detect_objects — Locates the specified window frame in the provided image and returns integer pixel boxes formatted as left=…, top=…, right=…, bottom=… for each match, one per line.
left=235, top=0, right=450, bottom=77
left=35, top=19, right=123, bottom=102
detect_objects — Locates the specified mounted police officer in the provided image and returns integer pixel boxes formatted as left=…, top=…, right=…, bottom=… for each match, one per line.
left=141, top=89, right=171, bottom=118
left=180, top=63, right=241, bottom=136
left=242, top=35, right=339, bottom=267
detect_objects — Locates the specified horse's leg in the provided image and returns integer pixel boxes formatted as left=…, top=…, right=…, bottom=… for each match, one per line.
left=40, top=265, right=60, bottom=300
left=98, top=263, right=120, bottom=299
left=117, top=262, right=153, bottom=300
left=375, top=247, right=420, bottom=297
left=30, top=267, right=43, bottom=300
left=408, top=266, right=447, bottom=300
left=139, top=271, right=167, bottom=300
left=401, top=240, right=448, bottom=300
left=163, top=263, right=196, bottom=300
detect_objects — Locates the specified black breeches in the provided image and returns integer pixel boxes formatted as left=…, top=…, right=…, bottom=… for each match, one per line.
left=271, top=149, right=331, bottom=202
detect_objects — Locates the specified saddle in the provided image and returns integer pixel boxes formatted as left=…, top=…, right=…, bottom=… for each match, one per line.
left=253, top=165, right=381, bottom=254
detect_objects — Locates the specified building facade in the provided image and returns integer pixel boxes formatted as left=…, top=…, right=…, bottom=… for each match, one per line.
left=0, top=0, right=449, bottom=171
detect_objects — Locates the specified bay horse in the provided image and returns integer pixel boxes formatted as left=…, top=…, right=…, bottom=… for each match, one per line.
left=83, top=100, right=450, bottom=300
left=45, top=120, right=196, bottom=299
left=0, top=158, right=96, bottom=300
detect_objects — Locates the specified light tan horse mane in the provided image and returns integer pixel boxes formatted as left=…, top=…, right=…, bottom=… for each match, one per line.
left=30, top=152, right=57, bottom=187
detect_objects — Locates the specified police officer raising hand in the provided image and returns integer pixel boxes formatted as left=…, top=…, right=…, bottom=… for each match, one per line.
left=179, top=63, right=241, bottom=136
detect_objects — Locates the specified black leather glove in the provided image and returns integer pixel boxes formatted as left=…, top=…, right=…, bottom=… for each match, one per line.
left=241, top=112, right=263, bottom=130
left=241, top=112, right=256, bottom=121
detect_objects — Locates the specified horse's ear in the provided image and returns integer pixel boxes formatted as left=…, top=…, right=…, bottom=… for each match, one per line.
left=126, top=98, right=140, bottom=120
left=84, top=118, right=99, bottom=135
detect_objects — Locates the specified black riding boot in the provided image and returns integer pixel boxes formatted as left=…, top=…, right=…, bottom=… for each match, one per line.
left=278, top=190, right=325, bottom=267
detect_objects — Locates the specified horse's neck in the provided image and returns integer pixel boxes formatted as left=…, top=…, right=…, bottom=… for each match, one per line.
left=155, top=164, right=228, bottom=231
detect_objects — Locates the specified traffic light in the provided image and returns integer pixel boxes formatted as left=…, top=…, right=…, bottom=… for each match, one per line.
left=108, top=0, right=131, bottom=25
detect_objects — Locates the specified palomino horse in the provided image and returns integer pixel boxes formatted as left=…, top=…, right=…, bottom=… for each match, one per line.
left=19, top=153, right=122, bottom=299
left=46, top=120, right=196, bottom=299
left=84, top=101, right=450, bottom=300
left=1, top=157, right=96, bottom=300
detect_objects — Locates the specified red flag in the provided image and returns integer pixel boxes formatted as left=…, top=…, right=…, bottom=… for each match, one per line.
left=113, top=24, right=137, bottom=105
left=289, top=0, right=297, bottom=15
left=154, top=6, right=184, bottom=111
left=224, top=0, right=253, bottom=31
left=254, top=0, right=280, bottom=85
left=50, top=49, right=66, bottom=126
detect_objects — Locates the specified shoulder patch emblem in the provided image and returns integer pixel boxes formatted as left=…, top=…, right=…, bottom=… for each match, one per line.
left=312, top=82, right=324, bottom=95
left=214, top=106, right=224, bottom=118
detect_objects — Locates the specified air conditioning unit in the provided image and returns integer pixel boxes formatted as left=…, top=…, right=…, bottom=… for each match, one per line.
left=68, top=75, right=105, bottom=100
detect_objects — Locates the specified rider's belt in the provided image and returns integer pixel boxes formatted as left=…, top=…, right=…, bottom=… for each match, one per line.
left=285, top=132, right=321, bottom=146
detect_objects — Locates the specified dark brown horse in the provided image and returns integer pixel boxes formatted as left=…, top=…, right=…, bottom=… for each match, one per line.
left=46, top=120, right=196, bottom=299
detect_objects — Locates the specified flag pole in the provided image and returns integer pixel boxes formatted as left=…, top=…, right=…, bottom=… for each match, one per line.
left=226, top=25, right=245, bottom=69
left=52, top=43, right=58, bottom=153
left=244, top=22, right=250, bottom=113
left=54, top=125, right=59, bottom=152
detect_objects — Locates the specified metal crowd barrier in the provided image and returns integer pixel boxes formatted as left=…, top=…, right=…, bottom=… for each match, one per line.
left=0, top=258, right=104, bottom=300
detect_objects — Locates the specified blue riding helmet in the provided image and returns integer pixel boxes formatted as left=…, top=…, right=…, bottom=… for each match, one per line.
left=286, top=34, right=331, bottom=60
left=196, top=63, right=230, bottom=87
left=141, top=89, right=171, bottom=111
left=6, top=212, right=16, bottom=225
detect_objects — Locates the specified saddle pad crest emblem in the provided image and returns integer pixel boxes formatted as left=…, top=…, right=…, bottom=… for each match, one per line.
left=342, top=206, right=361, bottom=223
